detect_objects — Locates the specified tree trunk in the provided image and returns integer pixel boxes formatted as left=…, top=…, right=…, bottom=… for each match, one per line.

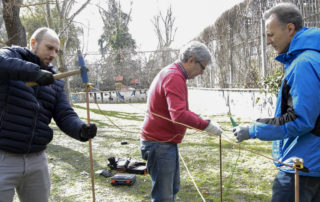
left=45, top=0, right=53, bottom=28
left=53, top=0, right=90, bottom=101
left=56, top=47, right=72, bottom=103
left=2, top=0, right=26, bottom=46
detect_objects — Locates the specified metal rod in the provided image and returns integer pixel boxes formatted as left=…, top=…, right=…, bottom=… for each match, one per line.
left=86, top=84, right=95, bottom=202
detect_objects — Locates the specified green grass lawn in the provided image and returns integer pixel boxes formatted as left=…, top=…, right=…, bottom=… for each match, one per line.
left=40, top=103, right=278, bottom=202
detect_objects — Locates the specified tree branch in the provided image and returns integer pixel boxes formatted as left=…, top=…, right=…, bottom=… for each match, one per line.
left=20, top=1, right=55, bottom=8
left=59, top=0, right=91, bottom=37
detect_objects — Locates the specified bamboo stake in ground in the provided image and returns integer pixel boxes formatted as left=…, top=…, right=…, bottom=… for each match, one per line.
left=86, top=83, right=95, bottom=202
left=219, top=136, right=223, bottom=202
left=292, top=157, right=310, bottom=202
left=295, top=168, right=299, bottom=202
left=292, top=158, right=304, bottom=202
left=77, top=50, right=95, bottom=201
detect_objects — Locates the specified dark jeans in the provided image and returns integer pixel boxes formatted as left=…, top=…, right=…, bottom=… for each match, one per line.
left=140, top=140, right=180, bottom=202
left=271, top=170, right=320, bottom=202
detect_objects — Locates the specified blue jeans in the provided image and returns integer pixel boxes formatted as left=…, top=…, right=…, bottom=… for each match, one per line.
left=271, top=170, right=320, bottom=202
left=140, top=139, right=180, bottom=202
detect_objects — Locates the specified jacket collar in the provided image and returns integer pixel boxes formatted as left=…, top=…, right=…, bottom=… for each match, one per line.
left=175, top=62, right=189, bottom=79
left=9, top=45, right=54, bottom=71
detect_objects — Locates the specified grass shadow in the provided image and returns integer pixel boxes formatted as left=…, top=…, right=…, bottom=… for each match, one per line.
left=47, top=144, right=102, bottom=170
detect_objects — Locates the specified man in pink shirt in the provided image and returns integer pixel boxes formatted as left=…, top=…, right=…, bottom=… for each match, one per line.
left=141, top=41, right=222, bottom=201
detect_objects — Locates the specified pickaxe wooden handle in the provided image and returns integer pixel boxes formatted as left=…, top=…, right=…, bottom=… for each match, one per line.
left=25, top=68, right=82, bottom=87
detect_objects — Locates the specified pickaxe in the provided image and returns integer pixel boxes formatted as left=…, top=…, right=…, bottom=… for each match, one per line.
left=25, top=60, right=88, bottom=86
left=77, top=50, right=89, bottom=84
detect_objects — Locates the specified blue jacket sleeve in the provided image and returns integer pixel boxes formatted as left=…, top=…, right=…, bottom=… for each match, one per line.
left=249, top=53, right=320, bottom=140
left=52, top=80, right=85, bottom=141
left=0, top=48, right=40, bottom=81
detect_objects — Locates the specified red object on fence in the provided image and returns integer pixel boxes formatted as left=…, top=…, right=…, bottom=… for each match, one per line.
left=130, top=79, right=139, bottom=84
left=114, top=75, right=123, bottom=81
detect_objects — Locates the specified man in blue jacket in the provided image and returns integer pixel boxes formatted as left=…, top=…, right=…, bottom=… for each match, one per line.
left=233, top=3, right=320, bottom=202
left=0, top=27, right=97, bottom=202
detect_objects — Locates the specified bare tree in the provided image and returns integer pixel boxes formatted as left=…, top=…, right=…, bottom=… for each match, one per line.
left=153, top=5, right=177, bottom=49
left=44, top=0, right=53, bottom=28
left=0, top=1, right=7, bottom=47
left=152, top=5, right=177, bottom=67
left=44, top=0, right=91, bottom=100
left=2, top=0, right=26, bottom=46
left=196, top=0, right=320, bottom=89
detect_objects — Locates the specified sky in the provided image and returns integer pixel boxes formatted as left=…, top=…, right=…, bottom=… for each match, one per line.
left=75, top=0, right=244, bottom=53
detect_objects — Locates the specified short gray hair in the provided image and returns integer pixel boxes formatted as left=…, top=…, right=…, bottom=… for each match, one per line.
left=263, top=2, right=303, bottom=31
left=29, top=27, right=59, bottom=46
left=179, top=41, right=212, bottom=63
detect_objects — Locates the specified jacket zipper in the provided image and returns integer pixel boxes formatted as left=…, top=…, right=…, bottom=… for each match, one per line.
left=0, top=110, right=4, bottom=128
left=27, top=87, right=40, bottom=153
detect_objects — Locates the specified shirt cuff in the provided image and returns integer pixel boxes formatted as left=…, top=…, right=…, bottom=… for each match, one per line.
left=248, top=125, right=256, bottom=138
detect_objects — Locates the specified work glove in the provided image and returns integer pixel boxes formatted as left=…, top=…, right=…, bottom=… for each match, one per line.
left=80, top=123, right=97, bottom=141
left=204, top=121, right=223, bottom=136
left=35, top=70, right=54, bottom=86
left=233, top=125, right=250, bottom=143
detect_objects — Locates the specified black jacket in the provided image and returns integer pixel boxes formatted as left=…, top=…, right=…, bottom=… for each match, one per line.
left=0, top=46, right=85, bottom=154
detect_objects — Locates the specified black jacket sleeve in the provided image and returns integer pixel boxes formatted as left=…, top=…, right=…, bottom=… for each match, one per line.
left=0, top=48, right=40, bottom=81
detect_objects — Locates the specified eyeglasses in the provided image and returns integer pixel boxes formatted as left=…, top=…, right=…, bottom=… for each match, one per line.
left=196, top=61, right=205, bottom=70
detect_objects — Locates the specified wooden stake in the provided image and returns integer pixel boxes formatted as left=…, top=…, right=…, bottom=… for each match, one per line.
left=219, top=136, right=223, bottom=202
left=292, top=157, right=304, bottom=202
left=295, top=168, right=299, bottom=202
left=86, top=84, right=95, bottom=202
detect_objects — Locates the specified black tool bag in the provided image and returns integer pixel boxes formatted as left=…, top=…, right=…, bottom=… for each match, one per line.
left=111, top=173, right=136, bottom=186
left=108, top=157, right=147, bottom=174
left=127, top=160, right=147, bottom=174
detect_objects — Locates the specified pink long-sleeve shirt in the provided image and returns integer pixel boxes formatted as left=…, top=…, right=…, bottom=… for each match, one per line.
left=141, top=62, right=209, bottom=144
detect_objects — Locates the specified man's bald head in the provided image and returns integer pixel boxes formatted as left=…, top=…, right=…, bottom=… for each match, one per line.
left=29, top=27, right=60, bottom=66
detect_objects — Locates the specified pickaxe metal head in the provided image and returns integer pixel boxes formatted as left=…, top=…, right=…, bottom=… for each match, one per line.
left=77, top=50, right=89, bottom=84
left=25, top=50, right=89, bottom=87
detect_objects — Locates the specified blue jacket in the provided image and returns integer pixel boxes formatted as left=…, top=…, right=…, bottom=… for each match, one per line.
left=0, top=46, right=85, bottom=154
left=249, top=27, right=320, bottom=177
